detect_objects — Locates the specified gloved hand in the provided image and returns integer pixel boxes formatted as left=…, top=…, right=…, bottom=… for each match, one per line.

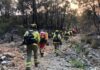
left=60, top=41, right=62, bottom=45
left=46, top=42, right=49, bottom=46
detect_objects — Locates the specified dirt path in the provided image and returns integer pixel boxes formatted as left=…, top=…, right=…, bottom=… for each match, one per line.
left=0, top=36, right=100, bottom=70
left=31, top=43, right=82, bottom=70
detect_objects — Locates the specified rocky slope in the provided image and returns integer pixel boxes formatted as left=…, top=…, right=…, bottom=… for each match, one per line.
left=0, top=35, right=100, bottom=70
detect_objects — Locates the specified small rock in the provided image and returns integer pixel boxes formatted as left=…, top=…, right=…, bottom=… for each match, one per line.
left=1, top=61, right=8, bottom=65
left=3, top=52, right=15, bottom=58
left=1, top=56, right=6, bottom=60
left=97, top=36, right=100, bottom=39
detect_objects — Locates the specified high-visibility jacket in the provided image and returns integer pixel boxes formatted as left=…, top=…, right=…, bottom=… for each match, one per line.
left=45, top=32, right=48, bottom=40
left=24, top=30, right=40, bottom=43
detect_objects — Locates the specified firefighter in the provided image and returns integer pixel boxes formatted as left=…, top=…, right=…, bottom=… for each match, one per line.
left=23, top=24, right=40, bottom=70
left=53, top=30, right=62, bottom=56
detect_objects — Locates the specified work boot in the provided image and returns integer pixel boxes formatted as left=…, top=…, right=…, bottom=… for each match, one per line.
left=41, top=53, right=44, bottom=57
left=55, top=50, right=59, bottom=56
left=34, top=62, right=39, bottom=67
left=26, top=67, right=31, bottom=70
left=56, top=53, right=59, bottom=56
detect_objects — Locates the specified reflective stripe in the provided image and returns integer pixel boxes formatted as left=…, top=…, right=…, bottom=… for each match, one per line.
left=26, top=62, right=32, bottom=67
left=55, top=49, right=59, bottom=53
left=33, top=43, right=38, bottom=46
left=53, top=42, right=59, bottom=43
left=34, top=59, right=37, bottom=62
left=34, top=59, right=39, bottom=63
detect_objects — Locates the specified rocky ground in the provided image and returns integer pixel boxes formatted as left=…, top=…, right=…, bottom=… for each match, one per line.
left=0, top=43, right=25, bottom=70
left=0, top=35, right=100, bottom=70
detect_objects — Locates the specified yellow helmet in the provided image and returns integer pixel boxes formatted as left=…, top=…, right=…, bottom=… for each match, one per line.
left=30, top=23, right=37, bottom=29
left=55, top=30, right=59, bottom=34
left=55, top=30, right=59, bottom=32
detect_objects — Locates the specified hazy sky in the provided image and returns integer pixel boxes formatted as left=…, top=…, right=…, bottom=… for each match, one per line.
left=12, top=0, right=79, bottom=15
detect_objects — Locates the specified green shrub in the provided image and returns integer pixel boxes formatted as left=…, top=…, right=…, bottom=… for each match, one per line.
left=0, top=22, right=10, bottom=34
left=69, top=59, right=85, bottom=69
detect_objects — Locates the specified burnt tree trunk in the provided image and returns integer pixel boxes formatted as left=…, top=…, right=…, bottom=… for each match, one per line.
left=32, top=0, right=38, bottom=28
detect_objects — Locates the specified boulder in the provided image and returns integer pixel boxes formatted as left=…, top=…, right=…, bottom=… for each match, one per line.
left=3, top=52, right=15, bottom=58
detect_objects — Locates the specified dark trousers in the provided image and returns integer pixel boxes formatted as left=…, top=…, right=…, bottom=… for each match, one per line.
left=53, top=42, right=60, bottom=54
left=26, top=44, right=38, bottom=67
